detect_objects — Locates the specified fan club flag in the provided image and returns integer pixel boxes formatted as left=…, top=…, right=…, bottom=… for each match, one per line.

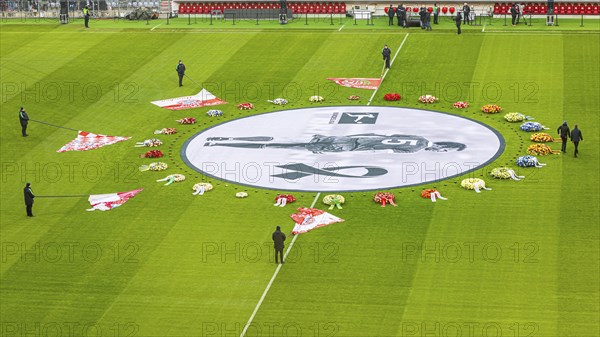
left=151, top=89, right=226, bottom=110
left=327, top=78, right=382, bottom=90
left=290, top=207, right=344, bottom=234
left=57, top=131, right=130, bottom=152
left=87, top=188, right=143, bottom=211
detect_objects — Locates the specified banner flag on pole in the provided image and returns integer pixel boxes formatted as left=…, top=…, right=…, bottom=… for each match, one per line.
left=87, top=188, right=143, bottom=211
left=290, top=207, right=344, bottom=235
left=151, top=89, right=227, bottom=110
left=57, top=131, right=130, bottom=152
left=327, top=78, right=382, bottom=90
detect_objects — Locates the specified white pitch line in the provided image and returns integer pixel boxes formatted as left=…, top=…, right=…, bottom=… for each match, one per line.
left=239, top=192, right=321, bottom=337
left=482, top=22, right=486, bottom=32
left=150, top=23, right=162, bottom=31
left=367, top=33, right=409, bottom=106
left=338, top=24, right=345, bottom=31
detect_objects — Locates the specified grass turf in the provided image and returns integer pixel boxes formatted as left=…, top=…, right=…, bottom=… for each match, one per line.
left=0, top=20, right=598, bottom=337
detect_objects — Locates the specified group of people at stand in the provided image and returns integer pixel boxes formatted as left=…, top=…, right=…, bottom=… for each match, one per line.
left=386, top=3, right=472, bottom=34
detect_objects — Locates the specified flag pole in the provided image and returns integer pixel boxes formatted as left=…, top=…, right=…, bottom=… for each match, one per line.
left=29, top=119, right=79, bottom=132
left=35, top=194, right=90, bottom=198
left=184, top=74, right=203, bottom=89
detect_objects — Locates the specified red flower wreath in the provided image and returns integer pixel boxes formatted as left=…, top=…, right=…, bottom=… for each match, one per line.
left=237, top=102, right=254, bottom=110
left=453, top=101, right=469, bottom=109
left=420, top=189, right=437, bottom=199
left=176, top=117, right=196, bottom=125
left=140, top=150, right=164, bottom=158
left=373, top=192, right=397, bottom=207
left=383, top=93, right=401, bottom=101
left=275, top=194, right=296, bottom=203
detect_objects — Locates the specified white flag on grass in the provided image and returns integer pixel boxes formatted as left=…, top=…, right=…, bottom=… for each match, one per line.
left=151, top=89, right=226, bottom=110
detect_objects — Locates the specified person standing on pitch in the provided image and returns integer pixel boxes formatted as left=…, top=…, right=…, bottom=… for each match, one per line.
left=462, top=2, right=471, bottom=24
left=557, top=121, right=570, bottom=153
left=455, top=11, right=462, bottom=34
left=510, top=4, right=517, bottom=26
left=424, top=9, right=432, bottom=30
left=387, top=4, right=395, bottom=25
left=24, top=182, right=35, bottom=217
left=176, top=60, right=186, bottom=87
left=19, top=106, right=29, bottom=137
left=397, top=4, right=407, bottom=28
left=433, top=4, right=439, bottom=24
left=272, top=226, right=286, bottom=264
left=83, top=5, right=90, bottom=28
left=570, top=124, right=583, bottom=158
left=382, top=45, right=392, bottom=70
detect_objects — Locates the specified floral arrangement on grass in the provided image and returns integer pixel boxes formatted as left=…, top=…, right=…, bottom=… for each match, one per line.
left=309, top=96, right=324, bottom=102
left=274, top=194, right=296, bottom=207
left=237, top=103, right=254, bottom=110
left=504, top=112, right=533, bottom=123
left=481, top=104, right=503, bottom=114
left=453, top=101, right=469, bottom=109
left=461, top=178, right=492, bottom=193
left=420, top=189, right=448, bottom=202
left=383, top=93, right=401, bottom=101
left=156, top=174, right=185, bottom=186
left=530, top=133, right=556, bottom=143
left=527, top=144, right=561, bottom=156
left=139, top=162, right=167, bottom=172
left=193, top=182, right=213, bottom=195
left=268, top=98, right=288, bottom=105
left=207, top=109, right=223, bottom=117
left=418, top=95, right=438, bottom=104
left=323, top=194, right=344, bottom=210
left=373, top=192, right=397, bottom=207
left=176, top=117, right=196, bottom=125
left=490, top=167, right=524, bottom=180
left=135, top=138, right=162, bottom=147
left=520, top=122, right=548, bottom=132
left=236, top=192, right=248, bottom=198
left=139, top=150, right=163, bottom=158
left=348, top=95, right=360, bottom=101
left=516, top=155, right=546, bottom=168
left=154, top=127, right=177, bottom=135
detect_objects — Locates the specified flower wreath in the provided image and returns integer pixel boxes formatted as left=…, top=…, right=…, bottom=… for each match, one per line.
left=236, top=192, right=248, bottom=198
left=504, top=112, right=533, bottom=123
left=420, top=189, right=448, bottom=202
left=207, top=109, right=223, bottom=117
left=154, top=128, right=177, bottom=135
left=139, top=150, right=163, bottom=158
left=527, top=144, right=561, bottom=156
left=193, top=182, right=213, bottom=195
left=373, top=192, right=397, bottom=207
left=156, top=174, right=185, bottom=186
left=461, top=178, right=492, bottom=193
left=323, top=194, right=344, bottom=210
left=453, top=101, right=469, bottom=109
left=274, top=194, right=296, bottom=207
left=139, top=162, right=168, bottom=172
left=516, top=155, right=546, bottom=168
left=237, top=103, right=254, bottom=110
left=530, top=133, right=556, bottom=143
left=176, top=117, right=196, bottom=125
left=481, top=104, right=503, bottom=114
left=268, top=98, right=288, bottom=105
left=520, top=122, right=548, bottom=132
left=348, top=95, right=360, bottom=101
left=418, top=95, right=438, bottom=104
left=490, top=167, right=524, bottom=180
left=135, top=138, right=162, bottom=147
left=383, top=93, right=401, bottom=101
left=309, top=96, right=324, bottom=102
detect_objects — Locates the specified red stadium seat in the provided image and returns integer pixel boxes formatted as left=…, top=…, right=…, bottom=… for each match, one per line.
left=413, top=7, right=418, bottom=12
left=442, top=6, right=448, bottom=14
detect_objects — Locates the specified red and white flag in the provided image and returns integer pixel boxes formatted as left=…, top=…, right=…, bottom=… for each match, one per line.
left=327, top=78, right=382, bottom=90
left=87, top=188, right=143, bottom=211
left=290, top=207, right=344, bottom=235
left=57, top=131, right=130, bottom=152
left=151, top=89, right=226, bottom=110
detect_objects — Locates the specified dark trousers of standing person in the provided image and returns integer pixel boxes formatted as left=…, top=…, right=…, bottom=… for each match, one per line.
left=275, top=248, right=284, bottom=264
left=456, top=22, right=462, bottom=34
left=84, top=15, right=89, bottom=28
left=384, top=57, right=390, bottom=69
left=26, top=202, right=33, bottom=217
left=388, top=15, right=394, bottom=25
left=561, top=136, right=568, bottom=152
left=573, top=141, right=580, bottom=157
left=464, top=14, right=469, bottom=24
left=434, top=13, right=438, bottom=24
left=178, top=73, right=184, bottom=87
left=511, top=14, right=517, bottom=25
left=21, top=122, right=28, bottom=137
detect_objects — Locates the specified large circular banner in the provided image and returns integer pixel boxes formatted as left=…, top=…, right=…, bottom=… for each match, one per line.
left=181, top=106, right=504, bottom=192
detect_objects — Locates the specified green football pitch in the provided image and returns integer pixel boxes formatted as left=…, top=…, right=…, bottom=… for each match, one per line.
left=1, top=16, right=599, bottom=337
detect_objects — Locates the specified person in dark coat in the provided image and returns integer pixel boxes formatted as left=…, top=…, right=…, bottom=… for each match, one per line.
left=19, top=106, right=29, bottom=137
left=382, top=45, right=392, bottom=69
left=462, top=2, right=471, bottom=24
left=387, top=4, right=395, bottom=25
left=24, top=182, right=35, bottom=217
left=557, top=121, right=570, bottom=153
left=419, top=7, right=426, bottom=29
left=424, top=10, right=432, bottom=30
left=176, top=60, right=186, bottom=87
left=570, top=124, right=583, bottom=158
left=397, top=5, right=407, bottom=27
left=455, top=11, right=462, bottom=34
left=272, top=226, right=286, bottom=264
left=510, top=4, right=517, bottom=26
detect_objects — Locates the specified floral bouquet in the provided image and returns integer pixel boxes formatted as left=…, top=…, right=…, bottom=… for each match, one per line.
left=236, top=192, right=248, bottom=198
left=154, top=128, right=177, bottom=135
left=481, top=104, right=503, bottom=114
left=193, top=182, right=213, bottom=195
left=504, top=112, right=533, bottom=123
left=268, top=98, right=288, bottom=105
left=373, top=192, right=397, bottom=207
left=520, top=122, right=548, bottom=132
left=309, top=96, right=324, bottom=102
left=516, top=155, right=546, bottom=168
left=490, top=167, right=524, bottom=180
left=274, top=194, right=296, bottom=207
left=135, top=138, right=162, bottom=147
left=348, top=95, right=360, bottom=101
left=139, top=150, right=163, bottom=158
left=461, top=178, right=492, bottom=193
left=418, top=95, right=438, bottom=104
left=176, top=117, right=196, bottom=125
left=530, top=133, right=556, bottom=143
left=453, top=101, right=469, bottom=109
left=207, top=109, right=223, bottom=117
left=420, top=189, right=448, bottom=202
left=323, top=194, right=344, bottom=210
left=527, top=144, right=560, bottom=156
left=156, top=174, right=185, bottom=186
left=139, top=162, right=167, bottom=172
left=383, top=93, right=401, bottom=101
left=237, top=103, right=254, bottom=110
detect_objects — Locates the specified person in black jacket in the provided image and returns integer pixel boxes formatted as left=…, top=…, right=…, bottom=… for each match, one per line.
left=510, top=4, right=517, bottom=25
left=24, top=182, right=35, bottom=217
left=455, top=11, right=462, bottom=34
left=387, top=4, right=395, bottom=25
left=570, top=124, right=583, bottom=158
left=382, top=45, right=392, bottom=69
left=176, top=60, right=186, bottom=87
left=419, top=7, right=426, bottom=29
left=424, top=10, right=432, bottom=30
left=462, top=3, right=471, bottom=24
left=397, top=5, right=407, bottom=27
left=19, top=106, right=29, bottom=137
left=557, top=121, right=570, bottom=153
left=272, top=226, right=286, bottom=264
